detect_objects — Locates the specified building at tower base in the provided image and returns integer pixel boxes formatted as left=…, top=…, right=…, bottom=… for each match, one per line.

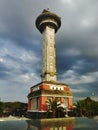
left=27, top=81, right=73, bottom=118
left=27, top=9, right=73, bottom=118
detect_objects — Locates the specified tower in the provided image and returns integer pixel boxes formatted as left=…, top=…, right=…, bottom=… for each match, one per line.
left=27, top=9, right=73, bottom=118
left=36, top=9, right=61, bottom=82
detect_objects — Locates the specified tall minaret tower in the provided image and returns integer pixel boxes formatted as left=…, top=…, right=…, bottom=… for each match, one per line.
left=27, top=10, right=73, bottom=118
left=36, top=9, right=61, bottom=82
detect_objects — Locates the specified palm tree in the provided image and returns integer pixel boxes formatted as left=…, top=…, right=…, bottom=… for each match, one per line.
left=46, top=98, right=61, bottom=118
left=73, top=97, right=98, bottom=117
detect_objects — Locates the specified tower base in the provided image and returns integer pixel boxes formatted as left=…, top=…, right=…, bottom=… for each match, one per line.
left=27, top=81, right=73, bottom=119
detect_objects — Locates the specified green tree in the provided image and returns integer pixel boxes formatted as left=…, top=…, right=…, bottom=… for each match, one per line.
left=0, top=102, right=4, bottom=115
left=73, top=97, right=98, bottom=117
left=46, top=98, right=61, bottom=118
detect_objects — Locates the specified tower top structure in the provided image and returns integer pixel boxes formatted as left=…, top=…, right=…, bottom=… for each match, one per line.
left=36, top=9, right=61, bottom=33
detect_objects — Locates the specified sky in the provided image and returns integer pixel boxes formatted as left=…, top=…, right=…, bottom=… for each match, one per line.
left=0, top=0, right=98, bottom=103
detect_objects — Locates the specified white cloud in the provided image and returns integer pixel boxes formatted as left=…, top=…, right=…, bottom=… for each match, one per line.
left=72, top=60, right=84, bottom=70
left=0, top=58, right=4, bottom=63
left=71, top=87, right=89, bottom=93
left=61, top=0, right=72, bottom=4
left=20, top=50, right=38, bottom=63
left=60, top=69, right=98, bottom=85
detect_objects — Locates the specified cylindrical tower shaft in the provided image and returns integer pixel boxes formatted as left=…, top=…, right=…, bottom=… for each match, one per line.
left=42, top=26, right=56, bottom=81
left=36, top=9, right=61, bottom=82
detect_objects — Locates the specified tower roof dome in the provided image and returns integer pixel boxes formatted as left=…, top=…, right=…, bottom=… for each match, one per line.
left=36, top=9, right=61, bottom=33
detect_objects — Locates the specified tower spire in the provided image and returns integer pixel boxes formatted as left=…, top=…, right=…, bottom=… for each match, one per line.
left=36, top=9, right=61, bottom=82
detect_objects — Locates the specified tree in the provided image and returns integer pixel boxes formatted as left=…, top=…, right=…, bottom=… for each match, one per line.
left=0, top=102, right=4, bottom=115
left=46, top=98, right=61, bottom=118
left=73, top=97, right=98, bottom=117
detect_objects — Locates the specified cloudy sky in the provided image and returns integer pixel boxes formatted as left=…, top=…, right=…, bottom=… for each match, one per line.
left=0, top=0, right=98, bottom=103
